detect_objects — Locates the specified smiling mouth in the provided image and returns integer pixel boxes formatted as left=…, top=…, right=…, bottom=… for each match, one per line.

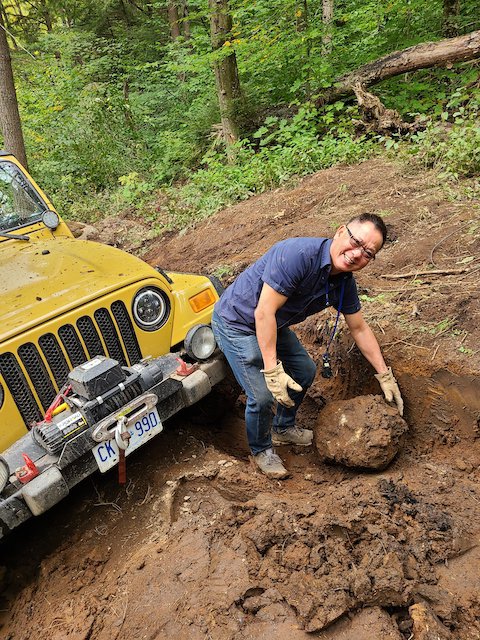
left=343, top=253, right=355, bottom=265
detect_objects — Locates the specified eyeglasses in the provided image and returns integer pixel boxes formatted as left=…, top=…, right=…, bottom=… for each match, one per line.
left=345, top=226, right=376, bottom=261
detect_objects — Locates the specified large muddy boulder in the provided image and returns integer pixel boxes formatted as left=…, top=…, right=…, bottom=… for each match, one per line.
left=314, top=394, right=408, bottom=470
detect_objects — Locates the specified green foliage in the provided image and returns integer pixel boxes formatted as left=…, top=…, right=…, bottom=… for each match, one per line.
left=3, top=0, right=480, bottom=227
left=161, top=104, right=373, bottom=229
left=408, top=84, right=480, bottom=179
left=15, top=30, right=145, bottom=213
left=212, top=264, right=235, bottom=279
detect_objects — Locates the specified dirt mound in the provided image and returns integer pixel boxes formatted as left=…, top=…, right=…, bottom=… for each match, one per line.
left=314, top=394, right=409, bottom=469
left=1, top=158, right=480, bottom=640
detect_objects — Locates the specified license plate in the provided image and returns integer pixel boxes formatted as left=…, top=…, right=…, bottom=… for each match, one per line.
left=92, top=408, right=163, bottom=473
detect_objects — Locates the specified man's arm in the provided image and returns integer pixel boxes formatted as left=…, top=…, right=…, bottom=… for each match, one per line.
left=344, top=310, right=404, bottom=415
left=254, top=283, right=288, bottom=369
left=344, top=310, right=388, bottom=373
left=254, top=283, right=303, bottom=408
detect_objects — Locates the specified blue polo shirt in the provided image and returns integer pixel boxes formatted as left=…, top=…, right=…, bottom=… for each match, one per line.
left=215, top=237, right=361, bottom=334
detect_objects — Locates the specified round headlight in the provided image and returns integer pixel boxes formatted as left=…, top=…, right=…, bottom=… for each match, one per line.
left=185, top=324, right=216, bottom=361
left=0, top=456, right=10, bottom=494
left=133, top=287, right=169, bottom=331
left=42, top=209, right=60, bottom=230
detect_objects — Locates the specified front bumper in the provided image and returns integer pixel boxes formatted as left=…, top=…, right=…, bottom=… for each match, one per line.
left=0, top=352, right=227, bottom=538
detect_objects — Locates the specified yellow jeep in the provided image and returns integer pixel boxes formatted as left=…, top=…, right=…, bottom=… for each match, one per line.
left=0, top=152, right=226, bottom=537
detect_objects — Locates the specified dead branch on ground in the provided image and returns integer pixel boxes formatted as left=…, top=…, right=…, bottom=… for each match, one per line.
left=381, top=266, right=473, bottom=279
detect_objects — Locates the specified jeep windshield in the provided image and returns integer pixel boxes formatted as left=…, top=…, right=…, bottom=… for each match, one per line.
left=0, top=160, right=47, bottom=233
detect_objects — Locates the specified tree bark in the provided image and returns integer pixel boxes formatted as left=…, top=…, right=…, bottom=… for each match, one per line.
left=352, top=85, right=418, bottom=134
left=209, top=0, right=241, bottom=156
left=180, top=0, right=191, bottom=40
left=322, top=0, right=333, bottom=55
left=0, top=6, right=27, bottom=168
left=167, top=2, right=181, bottom=40
left=315, top=30, right=480, bottom=107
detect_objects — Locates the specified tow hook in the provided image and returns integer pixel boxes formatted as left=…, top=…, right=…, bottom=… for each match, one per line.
left=176, top=357, right=198, bottom=376
left=15, top=454, right=40, bottom=484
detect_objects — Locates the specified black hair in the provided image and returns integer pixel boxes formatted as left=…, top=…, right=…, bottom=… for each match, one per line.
left=347, top=212, right=387, bottom=246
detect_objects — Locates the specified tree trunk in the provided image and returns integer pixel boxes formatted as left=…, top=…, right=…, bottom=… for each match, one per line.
left=119, top=0, right=133, bottom=26
left=167, top=2, right=181, bottom=40
left=44, top=10, right=52, bottom=32
left=209, top=0, right=241, bottom=156
left=322, top=0, right=333, bottom=55
left=0, top=7, right=27, bottom=169
left=443, top=0, right=460, bottom=37
left=180, top=0, right=191, bottom=40
left=296, top=0, right=311, bottom=97
left=315, top=30, right=480, bottom=107
left=295, top=0, right=308, bottom=32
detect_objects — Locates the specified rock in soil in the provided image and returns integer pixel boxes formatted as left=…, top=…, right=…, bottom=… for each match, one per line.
left=410, top=602, right=453, bottom=639
left=317, top=606, right=404, bottom=639
left=314, top=394, right=408, bottom=470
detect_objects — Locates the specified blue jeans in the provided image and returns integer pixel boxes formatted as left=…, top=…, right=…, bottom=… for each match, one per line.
left=211, top=310, right=316, bottom=455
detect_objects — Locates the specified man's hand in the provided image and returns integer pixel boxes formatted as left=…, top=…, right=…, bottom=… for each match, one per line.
left=375, top=367, right=404, bottom=416
left=262, top=361, right=302, bottom=408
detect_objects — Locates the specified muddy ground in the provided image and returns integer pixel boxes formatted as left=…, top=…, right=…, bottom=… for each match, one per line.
left=1, top=159, right=479, bottom=639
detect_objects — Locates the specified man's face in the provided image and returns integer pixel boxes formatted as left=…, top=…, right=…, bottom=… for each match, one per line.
left=330, top=221, right=384, bottom=274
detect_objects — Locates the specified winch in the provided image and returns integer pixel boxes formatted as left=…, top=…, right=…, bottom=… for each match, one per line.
left=33, top=355, right=174, bottom=455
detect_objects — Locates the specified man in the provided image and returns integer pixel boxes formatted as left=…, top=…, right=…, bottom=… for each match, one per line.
left=211, top=213, right=404, bottom=479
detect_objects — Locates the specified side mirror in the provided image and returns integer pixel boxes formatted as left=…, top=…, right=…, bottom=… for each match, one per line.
left=42, top=209, right=60, bottom=230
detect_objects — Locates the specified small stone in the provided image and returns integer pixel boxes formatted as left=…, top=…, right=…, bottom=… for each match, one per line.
left=224, top=461, right=234, bottom=468
left=183, top=495, right=191, bottom=501
left=218, top=459, right=227, bottom=466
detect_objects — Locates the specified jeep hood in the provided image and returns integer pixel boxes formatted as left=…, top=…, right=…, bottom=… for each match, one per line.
left=0, top=238, right=163, bottom=343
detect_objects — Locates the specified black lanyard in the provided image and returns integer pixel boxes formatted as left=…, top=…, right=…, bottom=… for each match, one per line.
left=321, top=277, right=346, bottom=379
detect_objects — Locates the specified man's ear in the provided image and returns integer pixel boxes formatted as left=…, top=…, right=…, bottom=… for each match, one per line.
left=334, top=224, right=345, bottom=239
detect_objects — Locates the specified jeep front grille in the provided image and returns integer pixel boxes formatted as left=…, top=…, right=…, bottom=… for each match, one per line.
left=0, top=302, right=143, bottom=428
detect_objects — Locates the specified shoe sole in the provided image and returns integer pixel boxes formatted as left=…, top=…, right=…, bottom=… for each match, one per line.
left=271, top=436, right=313, bottom=446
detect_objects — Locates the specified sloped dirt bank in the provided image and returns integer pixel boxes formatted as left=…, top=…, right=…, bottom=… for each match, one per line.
left=1, top=159, right=479, bottom=639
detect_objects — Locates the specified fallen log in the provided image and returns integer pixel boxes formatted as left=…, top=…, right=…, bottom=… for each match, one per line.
left=315, top=30, right=480, bottom=106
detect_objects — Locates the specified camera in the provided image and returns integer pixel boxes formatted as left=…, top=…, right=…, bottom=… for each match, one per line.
left=321, top=353, right=333, bottom=379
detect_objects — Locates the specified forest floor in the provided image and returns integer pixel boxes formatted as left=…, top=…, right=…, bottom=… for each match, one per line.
left=1, top=158, right=480, bottom=639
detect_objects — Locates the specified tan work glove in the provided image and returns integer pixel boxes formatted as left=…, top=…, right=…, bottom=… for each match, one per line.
left=375, top=367, right=404, bottom=416
left=262, top=361, right=303, bottom=408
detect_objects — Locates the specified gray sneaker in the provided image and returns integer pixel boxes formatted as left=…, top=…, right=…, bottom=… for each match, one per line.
left=272, top=426, right=313, bottom=446
left=253, top=448, right=290, bottom=479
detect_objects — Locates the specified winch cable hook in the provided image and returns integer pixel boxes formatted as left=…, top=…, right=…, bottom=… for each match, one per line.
left=114, top=417, right=130, bottom=485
